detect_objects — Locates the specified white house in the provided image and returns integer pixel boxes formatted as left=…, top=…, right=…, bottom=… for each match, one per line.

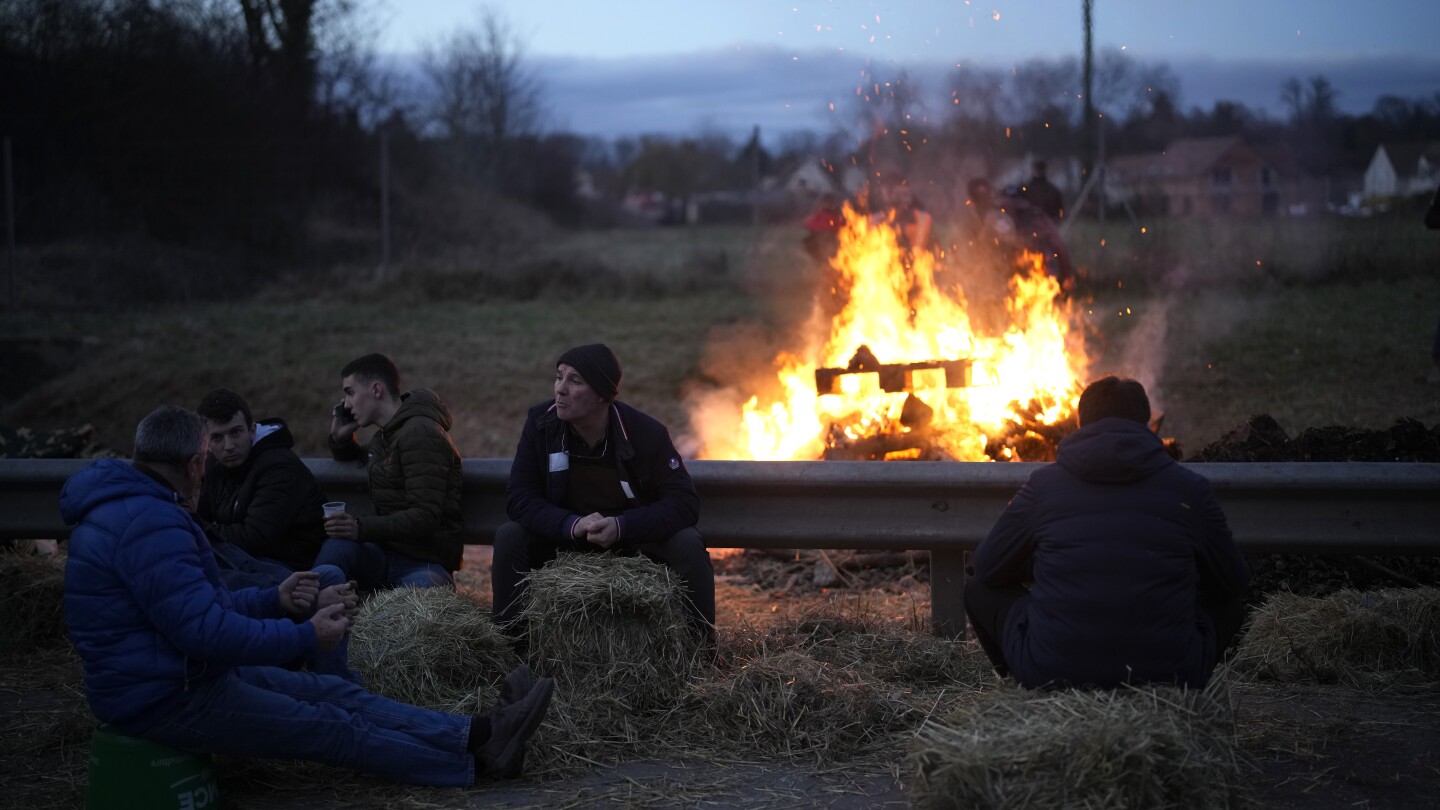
left=783, top=159, right=865, bottom=197
left=1363, top=143, right=1440, bottom=201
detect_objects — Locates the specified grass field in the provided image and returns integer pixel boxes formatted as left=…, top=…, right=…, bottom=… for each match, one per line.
left=2, top=217, right=1438, bottom=458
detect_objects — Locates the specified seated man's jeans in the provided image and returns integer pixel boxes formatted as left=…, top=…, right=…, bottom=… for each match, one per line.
left=140, top=666, right=473, bottom=786
left=210, top=541, right=347, bottom=591
left=316, top=538, right=453, bottom=590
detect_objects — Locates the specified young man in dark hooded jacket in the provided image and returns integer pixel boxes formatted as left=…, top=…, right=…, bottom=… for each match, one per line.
left=196, top=388, right=333, bottom=586
left=324, top=353, right=464, bottom=589
left=966, top=376, right=1250, bottom=689
left=196, top=388, right=358, bottom=679
left=492, top=343, right=714, bottom=638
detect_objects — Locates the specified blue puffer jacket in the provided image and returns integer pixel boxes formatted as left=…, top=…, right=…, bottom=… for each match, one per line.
left=971, top=418, right=1250, bottom=688
left=61, top=459, right=315, bottom=733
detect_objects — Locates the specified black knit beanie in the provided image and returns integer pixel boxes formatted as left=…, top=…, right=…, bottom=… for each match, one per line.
left=557, top=344, right=622, bottom=401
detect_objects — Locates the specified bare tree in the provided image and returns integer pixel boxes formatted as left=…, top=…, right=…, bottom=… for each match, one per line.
left=422, top=6, right=542, bottom=185
left=1009, top=57, right=1079, bottom=122
left=1280, top=76, right=1306, bottom=123
left=310, top=0, right=391, bottom=121
left=237, top=0, right=320, bottom=115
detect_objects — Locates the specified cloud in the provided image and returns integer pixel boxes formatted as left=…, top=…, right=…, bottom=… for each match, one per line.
left=396, top=44, right=1440, bottom=142
left=1169, top=54, right=1440, bottom=116
left=533, top=46, right=877, bottom=140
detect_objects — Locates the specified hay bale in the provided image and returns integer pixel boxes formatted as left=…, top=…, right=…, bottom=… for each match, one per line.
left=521, top=552, right=702, bottom=713
left=349, top=587, right=519, bottom=714
left=693, top=649, right=910, bottom=761
left=1233, top=587, right=1440, bottom=687
left=908, top=684, right=1246, bottom=810
left=0, top=548, right=69, bottom=654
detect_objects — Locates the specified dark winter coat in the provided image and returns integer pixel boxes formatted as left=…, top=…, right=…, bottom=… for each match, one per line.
left=507, top=400, right=699, bottom=545
left=971, top=417, right=1250, bottom=688
left=196, top=419, right=326, bottom=571
left=331, top=389, right=464, bottom=571
left=61, top=459, right=314, bottom=733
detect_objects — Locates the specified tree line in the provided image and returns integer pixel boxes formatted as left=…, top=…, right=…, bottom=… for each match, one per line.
left=4, top=0, right=1439, bottom=268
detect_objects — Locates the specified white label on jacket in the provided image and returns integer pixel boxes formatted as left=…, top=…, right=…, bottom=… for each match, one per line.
left=620, top=480, right=635, bottom=500
left=549, top=452, right=570, bottom=473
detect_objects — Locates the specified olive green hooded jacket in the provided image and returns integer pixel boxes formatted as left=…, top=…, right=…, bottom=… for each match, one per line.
left=331, top=389, right=464, bottom=571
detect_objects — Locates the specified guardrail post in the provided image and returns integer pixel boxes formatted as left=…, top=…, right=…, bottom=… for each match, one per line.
left=930, top=548, right=968, bottom=638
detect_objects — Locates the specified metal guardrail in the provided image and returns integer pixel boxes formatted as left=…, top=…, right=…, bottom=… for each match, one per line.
left=5, top=458, right=1439, bottom=636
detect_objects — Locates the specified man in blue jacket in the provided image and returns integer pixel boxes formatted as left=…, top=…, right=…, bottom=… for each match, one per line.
left=492, top=343, right=714, bottom=637
left=966, top=376, right=1250, bottom=689
left=62, top=405, right=552, bottom=784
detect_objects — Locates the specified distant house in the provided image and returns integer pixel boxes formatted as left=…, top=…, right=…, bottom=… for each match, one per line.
left=1362, top=142, right=1440, bottom=201
left=782, top=159, right=865, bottom=198
left=1108, top=137, right=1288, bottom=217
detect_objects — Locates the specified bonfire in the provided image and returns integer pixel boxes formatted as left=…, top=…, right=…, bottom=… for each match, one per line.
left=691, top=201, right=1088, bottom=462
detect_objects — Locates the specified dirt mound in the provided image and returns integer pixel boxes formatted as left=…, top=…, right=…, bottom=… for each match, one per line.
left=1184, top=414, right=1440, bottom=601
left=1187, top=415, right=1440, bottom=462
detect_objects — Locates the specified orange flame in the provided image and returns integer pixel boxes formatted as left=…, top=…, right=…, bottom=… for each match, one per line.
left=692, top=203, right=1087, bottom=461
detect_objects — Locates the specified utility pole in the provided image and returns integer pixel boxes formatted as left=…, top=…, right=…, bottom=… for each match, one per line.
left=378, top=128, right=391, bottom=281
left=750, top=125, right=762, bottom=230
left=4, top=137, right=14, bottom=310
left=1082, top=0, right=1095, bottom=189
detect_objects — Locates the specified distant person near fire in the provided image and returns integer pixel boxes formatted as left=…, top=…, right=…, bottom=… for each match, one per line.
left=883, top=180, right=935, bottom=256
left=802, top=192, right=844, bottom=266
left=492, top=343, right=715, bottom=640
left=1020, top=159, right=1065, bottom=222
left=965, top=376, right=1251, bottom=689
left=966, top=177, right=1075, bottom=292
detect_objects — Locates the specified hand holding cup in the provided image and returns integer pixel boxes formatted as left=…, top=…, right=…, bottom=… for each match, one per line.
left=323, top=502, right=359, bottom=540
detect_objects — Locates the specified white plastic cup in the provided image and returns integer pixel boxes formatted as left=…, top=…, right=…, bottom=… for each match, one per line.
left=322, top=501, right=346, bottom=518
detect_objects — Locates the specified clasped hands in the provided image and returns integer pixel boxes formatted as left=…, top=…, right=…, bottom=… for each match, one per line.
left=279, top=572, right=361, bottom=652
left=572, top=512, right=620, bottom=549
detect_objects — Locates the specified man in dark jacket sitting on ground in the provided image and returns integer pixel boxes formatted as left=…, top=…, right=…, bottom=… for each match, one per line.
left=492, top=343, right=714, bottom=638
left=966, top=375, right=1250, bottom=689
left=196, top=388, right=336, bottom=587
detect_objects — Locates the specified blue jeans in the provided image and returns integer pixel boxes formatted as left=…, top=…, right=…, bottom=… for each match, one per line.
left=211, top=541, right=348, bottom=591
left=142, top=666, right=474, bottom=786
left=317, top=539, right=453, bottom=590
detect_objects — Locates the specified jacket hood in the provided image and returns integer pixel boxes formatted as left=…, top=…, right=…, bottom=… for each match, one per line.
left=387, top=388, right=453, bottom=433
left=60, top=458, right=180, bottom=526
left=1055, top=417, right=1173, bottom=483
left=252, top=418, right=295, bottom=452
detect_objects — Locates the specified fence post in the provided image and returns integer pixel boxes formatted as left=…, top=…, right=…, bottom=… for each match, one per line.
left=930, top=548, right=969, bottom=639
left=4, top=136, right=15, bottom=310
left=377, top=128, right=391, bottom=281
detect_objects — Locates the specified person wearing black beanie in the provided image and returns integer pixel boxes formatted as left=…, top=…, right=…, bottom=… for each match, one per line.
left=493, top=344, right=715, bottom=642
left=555, top=343, right=622, bottom=402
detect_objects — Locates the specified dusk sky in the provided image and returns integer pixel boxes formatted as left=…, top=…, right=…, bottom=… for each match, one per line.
left=378, top=1, right=1440, bottom=141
